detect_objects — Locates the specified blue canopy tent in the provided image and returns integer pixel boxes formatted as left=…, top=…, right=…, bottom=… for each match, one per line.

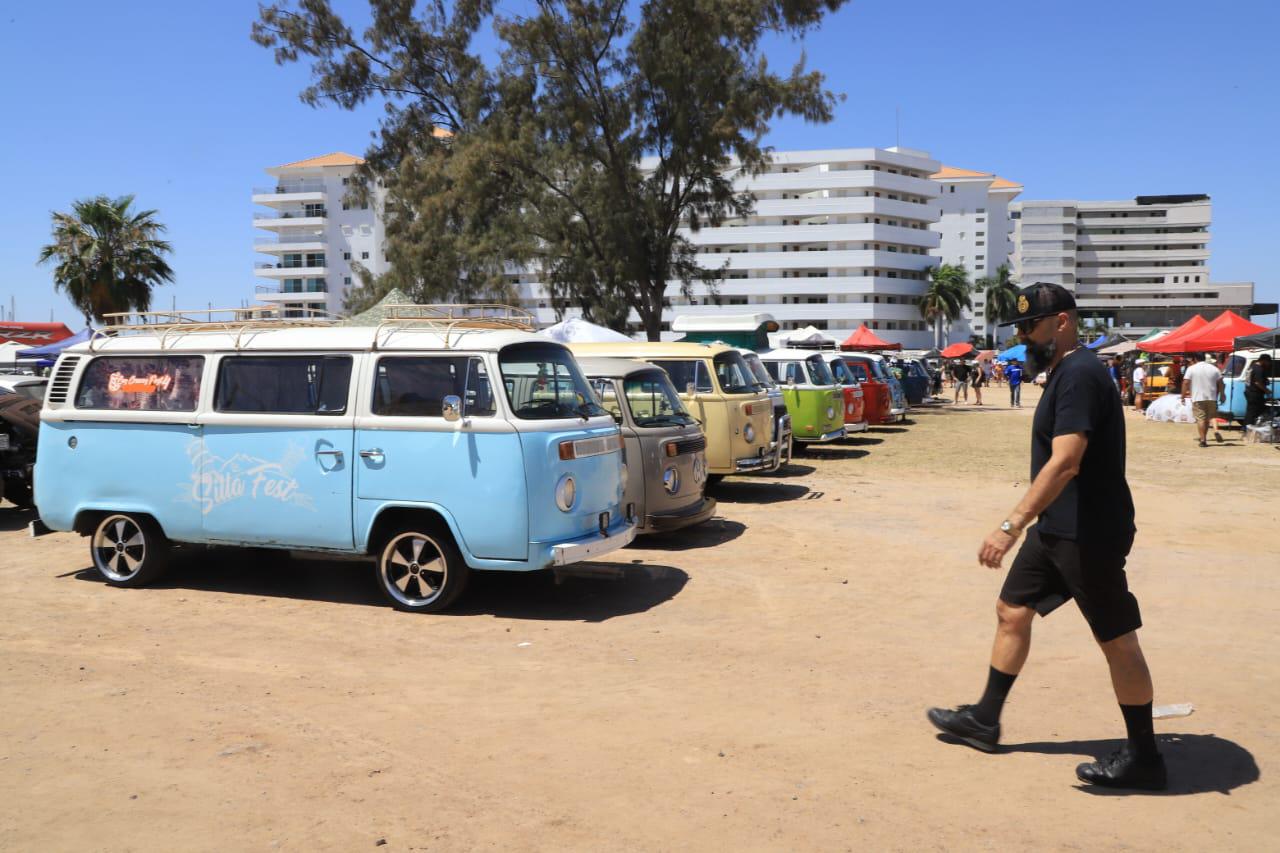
left=16, top=327, right=92, bottom=368
left=997, top=343, right=1026, bottom=362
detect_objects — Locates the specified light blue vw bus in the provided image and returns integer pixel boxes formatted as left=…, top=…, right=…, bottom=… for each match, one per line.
left=33, top=307, right=636, bottom=613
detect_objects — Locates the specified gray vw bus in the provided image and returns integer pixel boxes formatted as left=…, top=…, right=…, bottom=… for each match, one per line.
left=578, top=357, right=716, bottom=534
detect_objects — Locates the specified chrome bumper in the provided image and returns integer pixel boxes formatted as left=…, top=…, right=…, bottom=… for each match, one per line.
left=550, top=522, right=638, bottom=566
left=798, top=427, right=846, bottom=443
left=734, top=452, right=770, bottom=472
left=844, top=420, right=869, bottom=433
left=645, top=497, right=717, bottom=533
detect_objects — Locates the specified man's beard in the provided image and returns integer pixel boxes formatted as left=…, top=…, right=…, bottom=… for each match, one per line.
left=1025, top=338, right=1058, bottom=375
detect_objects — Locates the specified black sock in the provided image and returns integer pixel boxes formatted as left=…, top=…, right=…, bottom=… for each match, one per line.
left=1120, top=702, right=1159, bottom=759
left=971, top=666, right=1017, bottom=726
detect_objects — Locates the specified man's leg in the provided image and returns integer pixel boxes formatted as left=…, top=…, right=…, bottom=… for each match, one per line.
left=1076, top=630, right=1166, bottom=789
left=927, top=599, right=1034, bottom=752
left=1196, top=410, right=1209, bottom=445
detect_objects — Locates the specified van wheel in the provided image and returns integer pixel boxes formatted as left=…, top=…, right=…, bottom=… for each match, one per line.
left=91, top=513, right=171, bottom=587
left=376, top=524, right=469, bottom=613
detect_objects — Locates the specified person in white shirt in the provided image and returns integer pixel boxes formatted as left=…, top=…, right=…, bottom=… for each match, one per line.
left=1131, top=363, right=1147, bottom=413
left=1182, top=353, right=1226, bottom=447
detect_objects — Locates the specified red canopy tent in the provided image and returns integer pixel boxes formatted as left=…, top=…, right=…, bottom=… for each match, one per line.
left=1137, top=315, right=1207, bottom=354
left=840, top=324, right=902, bottom=351
left=0, top=322, right=73, bottom=346
left=1176, top=311, right=1267, bottom=353
left=940, top=342, right=975, bottom=359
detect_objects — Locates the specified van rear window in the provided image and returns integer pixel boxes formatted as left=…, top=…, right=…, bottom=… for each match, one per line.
left=76, top=356, right=204, bottom=411
left=373, top=357, right=495, bottom=417
left=216, top=356, right=351, bottom=414
left=651, top=360, right=712, bottom=394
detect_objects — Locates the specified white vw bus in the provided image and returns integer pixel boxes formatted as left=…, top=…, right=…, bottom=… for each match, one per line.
left=33, top=307, right=636, bottom=613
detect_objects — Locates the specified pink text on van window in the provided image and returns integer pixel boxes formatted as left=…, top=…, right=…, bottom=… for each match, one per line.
left=107, top=372, right=174, bottom=394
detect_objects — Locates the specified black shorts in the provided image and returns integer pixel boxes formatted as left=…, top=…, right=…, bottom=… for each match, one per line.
left=1000, top=526, right=1142, bottom=643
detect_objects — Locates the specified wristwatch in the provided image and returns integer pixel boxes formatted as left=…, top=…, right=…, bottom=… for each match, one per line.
left=999, top=520, right=1020, bottom=536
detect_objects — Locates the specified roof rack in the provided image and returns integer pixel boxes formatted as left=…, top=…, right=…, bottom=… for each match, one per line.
left=372, top=304, right=535, bottom=349
left=90, top=306, right=337, bottom=351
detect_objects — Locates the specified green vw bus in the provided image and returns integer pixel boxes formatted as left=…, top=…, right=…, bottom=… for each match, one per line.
left=757, top=349, right=845, bottom=447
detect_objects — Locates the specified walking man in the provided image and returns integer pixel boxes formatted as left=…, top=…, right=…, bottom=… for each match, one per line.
left=1181, top=353, right=1225, bottom=447
left=927, top=282, right=1165, bottom=790
left=1006, top=359, right=1024, bottom=408
left=952, top=360, right=971, bottom=404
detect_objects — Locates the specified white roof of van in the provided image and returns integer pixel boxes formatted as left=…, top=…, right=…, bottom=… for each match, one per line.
left=760, top=348, right=826, bottom=360
left=671, top=313, right=777, bottom=332
left=63, top=325, right=549, bottom=355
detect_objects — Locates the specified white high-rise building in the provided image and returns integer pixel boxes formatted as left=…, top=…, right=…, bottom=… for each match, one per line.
left=516, top=147, right=944, bottom=347
left=1011, top=194, right=1254, bottom=329
left=929, top=166, right=1022, bottom=342
left=251, top=153, right=389, bottom=317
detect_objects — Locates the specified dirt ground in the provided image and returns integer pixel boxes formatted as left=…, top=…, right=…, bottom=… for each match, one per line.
left=2, top=385, right=1277, bottom=851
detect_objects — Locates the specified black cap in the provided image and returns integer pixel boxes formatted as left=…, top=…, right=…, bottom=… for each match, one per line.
left=999, top=282, right=1077, bottom=326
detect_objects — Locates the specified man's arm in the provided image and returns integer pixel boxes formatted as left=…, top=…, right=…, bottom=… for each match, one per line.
left=978, top=432, right=1088, bottom=568
left=1181, top=376, right=1191, bottom=400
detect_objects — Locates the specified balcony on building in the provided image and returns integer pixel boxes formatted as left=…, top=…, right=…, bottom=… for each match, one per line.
left=251, top=179, right=327, bottom=207
left=254, top=253, right=327, bottom=279
left=253, top=206, right=328, bottom=230
left=255, top=278, right=329, bottom=303
left=254, top=235, right=327, bottom=255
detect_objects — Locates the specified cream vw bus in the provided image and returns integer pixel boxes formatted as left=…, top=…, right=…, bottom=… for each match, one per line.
left=569, top=342, right=775, bottom=480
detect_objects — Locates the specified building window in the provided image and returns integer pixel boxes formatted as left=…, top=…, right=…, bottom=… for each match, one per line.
left=343, top=252, right=351, bottom=261
left=361, top=251, right=369, bottom=260
left=344, top=276, right=352, bottom=286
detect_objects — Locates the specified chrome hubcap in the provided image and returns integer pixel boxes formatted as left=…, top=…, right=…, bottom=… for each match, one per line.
left=93, top=516, right=146, bottom=581
left=381, top=534, right=447, bottom=606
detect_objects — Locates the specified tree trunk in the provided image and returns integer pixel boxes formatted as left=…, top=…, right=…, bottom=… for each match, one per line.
left=640, top=280, right=664, bottom=341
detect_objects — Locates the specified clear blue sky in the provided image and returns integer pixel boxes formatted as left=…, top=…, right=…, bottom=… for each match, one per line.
left=3, top=0, right=1277, bottom=328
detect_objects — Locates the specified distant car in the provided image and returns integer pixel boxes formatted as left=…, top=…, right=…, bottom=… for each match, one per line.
left=0, top=391, right=41, bottom=507
left=0, top=375, right=48, bottom=401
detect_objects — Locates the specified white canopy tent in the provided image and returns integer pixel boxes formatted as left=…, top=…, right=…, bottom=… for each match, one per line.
left=539, top=317, right=633, bottom=343
left=0, top=341, right=28, bottom=367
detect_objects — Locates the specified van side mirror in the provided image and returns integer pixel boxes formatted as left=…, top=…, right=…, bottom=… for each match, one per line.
left=611, top=410, right=623, bottom=425
left=442, top=395, right=462, bottom=422
left=685, top=382, right=696, bottom=396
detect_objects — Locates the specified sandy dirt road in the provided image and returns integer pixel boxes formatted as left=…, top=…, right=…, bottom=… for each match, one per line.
left=2, top=387, right=1277, bottom=851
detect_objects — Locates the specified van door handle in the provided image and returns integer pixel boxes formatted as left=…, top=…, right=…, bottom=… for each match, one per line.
left=316, top=449, right=344, bottom=460
left=359, top=449, right=384, bottom=459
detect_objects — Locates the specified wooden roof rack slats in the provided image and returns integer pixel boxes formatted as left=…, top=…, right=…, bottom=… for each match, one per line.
left=89, top=306, right=336, bottom=351
left=371, top=304, right=535, bottom=350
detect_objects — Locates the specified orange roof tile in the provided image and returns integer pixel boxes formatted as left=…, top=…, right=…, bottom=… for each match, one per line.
left=275, top=152, right=366, bottom=169
left=931, top=165, right=993, bottom=180
left=989, top=176, right=1023, bottom=189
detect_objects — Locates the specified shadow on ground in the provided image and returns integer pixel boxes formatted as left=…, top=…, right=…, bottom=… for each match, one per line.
left=0, top=506, right=36, bottom=532
left=69, top=548, right=688, bottom=622
left=801, top=445, right=870, bottom=461
left=632, top=518, right=745, bottom=552
left=709, top=480, right=810, bottom=504
left=936, top=732, right=1259, bottom=796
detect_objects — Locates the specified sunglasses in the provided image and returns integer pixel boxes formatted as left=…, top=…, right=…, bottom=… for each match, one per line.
left=1015, top=316, right=1048, bottom=336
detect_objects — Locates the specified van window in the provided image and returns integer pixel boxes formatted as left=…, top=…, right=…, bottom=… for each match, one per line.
left=829, top=359, right=854, bottom=384
left=713, top=351, right=757, bottom=394
left=624, top=371, right=695, bottom=427
left=76, top=356, right=204, bottom=411
left=499, top=343, right=603, bottom=420
left=590, top=379, right=624, bottom=422
left=804, top=355, right=836, bottom=386
left=651, top=360, right=712, bottom=394
left=373, top=356, right=495, bottom=417
left=843, top=361, right=870, bottom=382
left=763, top=361, right=805, bottom=385
left=216, top=356, right=352, bottom=414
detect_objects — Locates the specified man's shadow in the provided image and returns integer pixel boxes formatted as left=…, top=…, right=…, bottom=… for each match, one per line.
left=938, top=732, right=1258, bottom=796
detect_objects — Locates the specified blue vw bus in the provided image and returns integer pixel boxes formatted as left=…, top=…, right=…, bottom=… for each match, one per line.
left=33, top=308, right=636, bottom=613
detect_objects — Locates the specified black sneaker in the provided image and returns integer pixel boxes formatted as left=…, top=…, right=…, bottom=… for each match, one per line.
left=1075, top=746, right=1167, bottom=790
left=926, top=704, right=1000, bottom=753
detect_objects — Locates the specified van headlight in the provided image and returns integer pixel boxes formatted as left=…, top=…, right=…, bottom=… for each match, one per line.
left=555, top=474, right=577, bottom=512
left=826, top=406, right=835, bottom=420
left=692, top=453, right=706, bottom=484
left=662, top=467, right=680, bottom=495
left=744, top=423, right=756, bottom=443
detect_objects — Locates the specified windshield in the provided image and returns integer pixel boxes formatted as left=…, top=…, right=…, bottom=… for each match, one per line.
left=742, top=353, right=776, bottom=389
left=866, top=359, right=889, bottom=381
left=623, top=371, right=695, bottom=427
left=713, top=350, right=757, bottom=394
left=1223, top=355, right=1246, bottom=379
left=499, top=342, right=607, bottom=420
left=828, top=358, right=856, bottom=385
left=804, top=355, right=836, bottom=386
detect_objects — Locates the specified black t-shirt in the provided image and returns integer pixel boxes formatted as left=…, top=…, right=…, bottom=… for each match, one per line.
left=953, top=363, right=970, bottom=382
left=1031, top=349, right=1135, bottom=552
left=1246, top=362, right=1268, bottom=399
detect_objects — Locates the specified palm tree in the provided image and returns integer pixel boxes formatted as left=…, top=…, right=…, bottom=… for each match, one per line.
left=919, top=263, right=972, bottom=348
left=975, top=263, right=1019, bottom=347
left=38, top=195, right=174, bottom=325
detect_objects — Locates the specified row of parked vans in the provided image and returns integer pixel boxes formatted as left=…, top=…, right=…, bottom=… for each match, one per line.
left=30, top=306, right=913, bottom=614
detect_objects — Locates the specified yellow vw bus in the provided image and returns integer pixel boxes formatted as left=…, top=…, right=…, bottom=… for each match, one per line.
left=569, top=342, right=774, bottom=481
